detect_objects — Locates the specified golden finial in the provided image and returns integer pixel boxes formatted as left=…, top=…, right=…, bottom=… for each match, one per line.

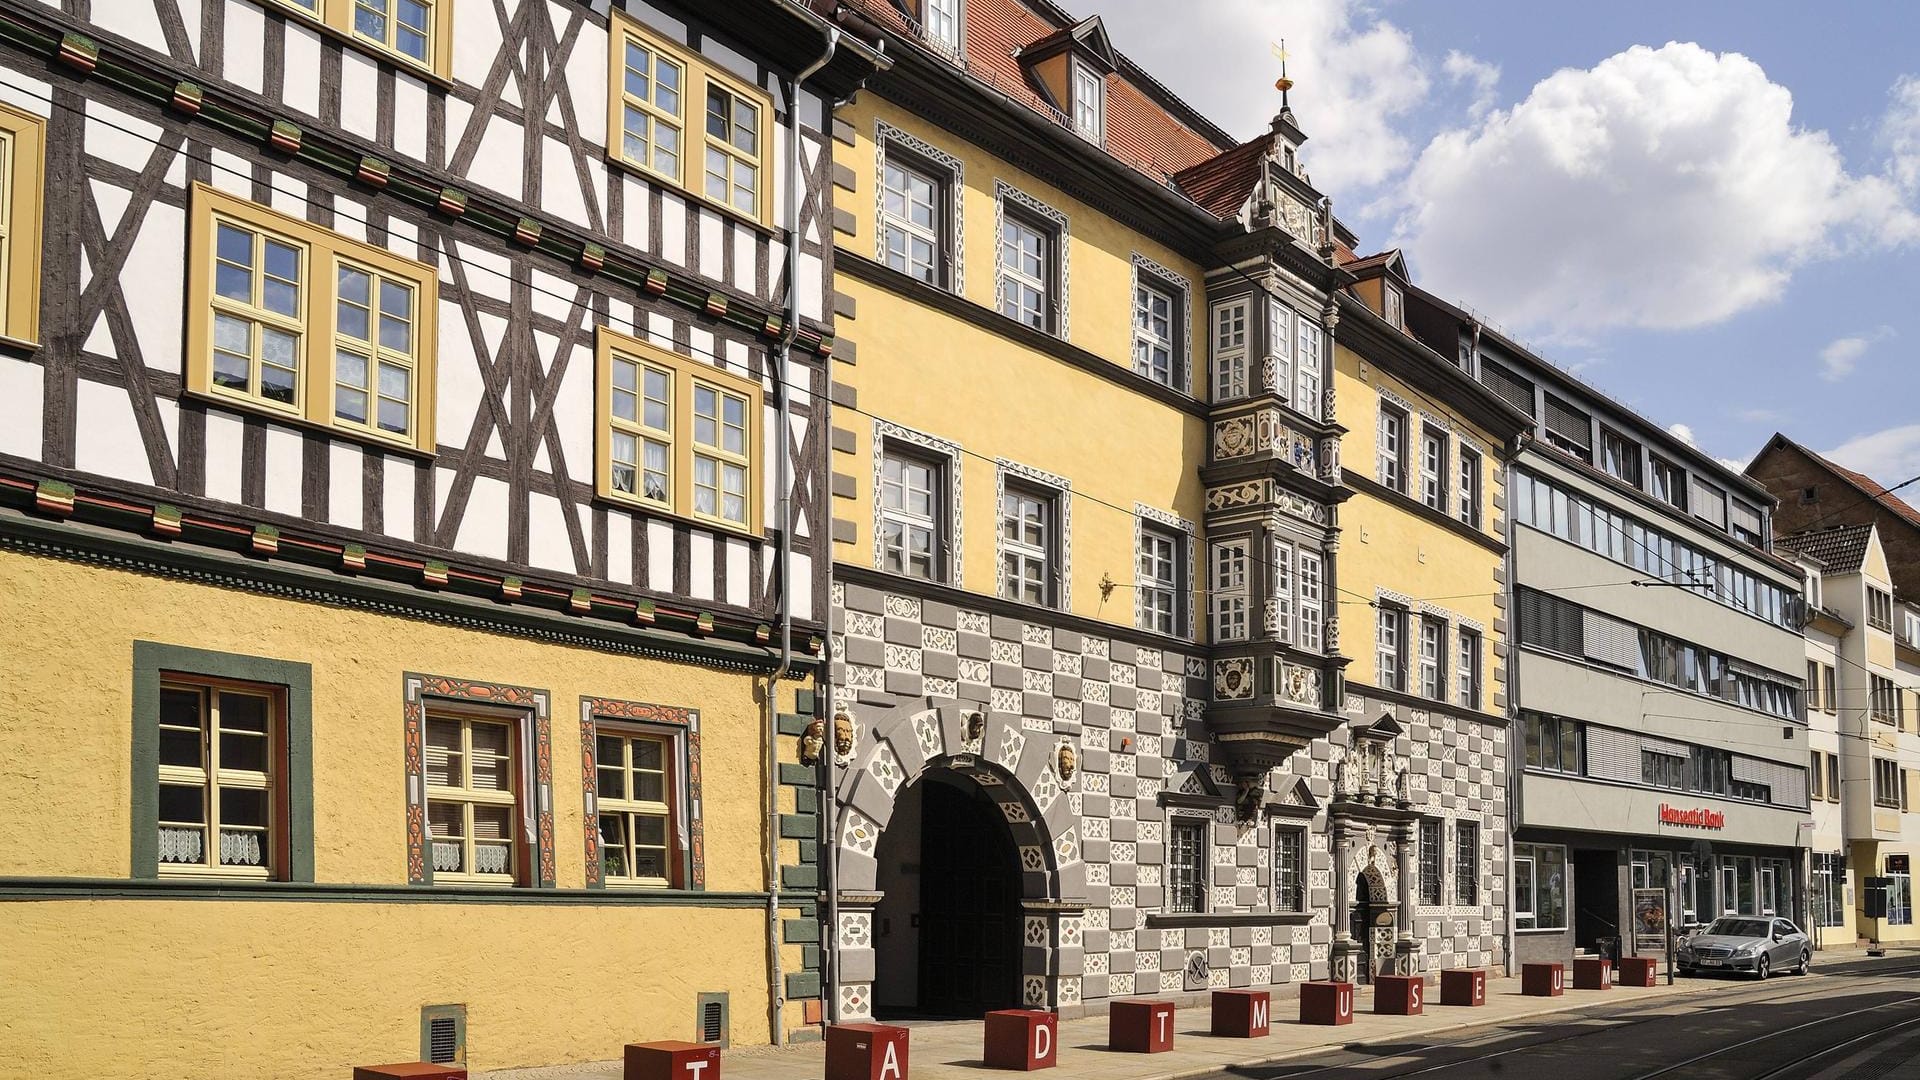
left=1271, top=40, right=1293, bottom=94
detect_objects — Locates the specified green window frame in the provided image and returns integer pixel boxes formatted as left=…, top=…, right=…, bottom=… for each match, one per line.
left=131, top=641, right=314, bottom=881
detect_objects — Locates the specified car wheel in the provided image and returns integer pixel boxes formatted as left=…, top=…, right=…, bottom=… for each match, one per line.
left=1756, top=955, right=1770, bottom=980
left=1797, top=950, right=1810, bottom=975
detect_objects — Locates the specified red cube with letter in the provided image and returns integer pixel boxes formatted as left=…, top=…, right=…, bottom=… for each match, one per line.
left=1108, top=999, right=1175, bottom=1053
left=1522, top=962, right=1564, bottom=997
left=983, top=1009, right=1057, bottom=1070
left=1373, top=974, right=1424, bottom=1015
left=353, top=1066, right=466, bottom=1080
left=625, top=1041, right=720, bottom=1080
left=1440, top=968, right=1486, bottom=1006
left=826, top=1023, right=909, bottom=1080
left=1209, top=989, right=1270, bottom=1038
left=1298, top=981, right=1354, bottom=1025
left=1617, top=957, right=1658, bottom=987
left=1571, top=956, right=1612, bottom=990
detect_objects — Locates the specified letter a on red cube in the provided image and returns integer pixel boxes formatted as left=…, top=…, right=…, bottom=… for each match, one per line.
left=826, top=1024, right=910, bottom=1080
left=983, top=1010, right=1056, bottom=1070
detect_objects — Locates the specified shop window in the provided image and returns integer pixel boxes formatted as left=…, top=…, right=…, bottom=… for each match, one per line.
left=1513, top=843, right=1568, bottom=930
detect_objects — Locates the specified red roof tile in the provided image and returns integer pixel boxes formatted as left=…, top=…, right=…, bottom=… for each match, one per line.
left=1168, top=133, right=1271, bottom=218
left=1813, top=449, right=1920, bottom=530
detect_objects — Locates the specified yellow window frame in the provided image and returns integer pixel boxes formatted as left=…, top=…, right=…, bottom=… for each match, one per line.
left=0, top=101, right=45, bottom=345
left=606, top=12, right=776, bottom=227
left=267, top=0, right=453, bottom=80
left=424, top=713, right=520, bottom=887
left=699, top=80, right=766, bottom=219
left=594, top=326, right=763, bottom=536
left=186, top=183, right=439, bottom=452
left=157, top=677, right=281, bottom=881
left=593, top=728, right=676, bottom=888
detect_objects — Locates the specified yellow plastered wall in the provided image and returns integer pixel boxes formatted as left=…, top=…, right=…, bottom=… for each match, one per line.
left=830, top=273, right=1207, bottom=626
left=834, top=96, right=1208, bottom=384
left=0, top=550, right=799, bottom=1076
left=1333, top=341, right=1508, bottom=687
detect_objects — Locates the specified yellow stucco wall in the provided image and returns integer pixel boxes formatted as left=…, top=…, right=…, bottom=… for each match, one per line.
left=1333, top=341, right=1508, bottom=686
left=829, top=97, right=1210, bottom=628
left=0, top=550, right=810, bottom=1077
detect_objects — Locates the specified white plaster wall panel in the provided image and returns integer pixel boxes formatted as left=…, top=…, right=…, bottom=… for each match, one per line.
left=263, top=425, right=304, bottom=518
left=726, top=537, right=750, bottom=608
left=382, top=454, right=416, bottom=542
left=646, top=312, right=674, bottom=350
left=550, top=343, right=594, bottom=485
left=766, top=238, right=786, bottom=293
left=92, top=2, right=172, bottom=57
left=0, top=68, right=50, bottom=120
left=392, top=74, right=430, bottom=164
left=697, top=208, right=724, bottom=280
left=154, top=397, right=179, bottom=464
left=606, top=297, right=635, bottom=337
left=453, top=0, right=506, bottom=88
left=529, top=270, right=577, bottom=324
left=269, top=175, right=307, bottom=220
left=606, top=512, right=633, bottom=585
left=540, top=136, right=589, bottom=230
left=646, top=519, right=673, bottom=589
left=701, top=36, right=753, bottom=87
left=453, top=242, right=512, bottom=297
left=338, top=51, right=381, bottom=144
left=659, top=197, right=687, bottom=268
left=281, top=23, right=323, bottom=119
left=86, top=100, right=164, bottom=175
left=222, top=1, right=266, bottom=95
left=328, top=442, right=364, bottom=531
left=477, top=119, right=525, bottom=203
left=455, top=473, right=509, bottom=560
left=799, top=252, right=824, bottom=322
left=74, top=381, right=151, bottom=487
left=620, top=173, right=651, bottom=252
left=384, top=214, right=420, bottom=261
left=567, top=17, right=609, bottom=142
left=732, top=226, right=756, bottom=296
left=444, top=96, right=474, bottom=167
left=331, top=195, right=369, bottom=244
left=202, top=410, right=245, bottom=504
left=688, top=533, right=715, bottom=602
left=630, top=1, right=686, bottom=41
left=0, top=356, right=42, bottom=459
left=769, top=126, right=788, bottom=230
left=527, top=490, right=574, bottom=573
left=209, top=147, right=251, bottom=199
left=789, top=551, right=813, bottom=621
left=433, top=297, right=480, bottom=453
left=687, top=327, right=715, bottom=371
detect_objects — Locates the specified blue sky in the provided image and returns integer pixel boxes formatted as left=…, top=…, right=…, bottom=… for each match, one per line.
left=1091, top=0, right=1920, bottom=483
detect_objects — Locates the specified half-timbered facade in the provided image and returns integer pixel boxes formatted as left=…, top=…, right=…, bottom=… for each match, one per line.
left=0, top=1, right=883, bottom=1075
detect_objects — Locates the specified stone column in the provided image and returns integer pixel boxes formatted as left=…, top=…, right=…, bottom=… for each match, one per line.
left=1330, top=818, right=1360, bottom=983
left=1394, top=824, right=1420, bottom=977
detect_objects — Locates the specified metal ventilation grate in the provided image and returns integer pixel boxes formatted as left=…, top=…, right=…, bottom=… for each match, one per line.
left=420, top=1005, right=465, bottom=1065
left=697, top=992, right=730, bottom=1047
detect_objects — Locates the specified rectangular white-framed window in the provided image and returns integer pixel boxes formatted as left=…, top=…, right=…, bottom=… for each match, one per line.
left=1070, top=59, right=1104, bottom=143
left=1376, top=604, right=1405, bottom=691
left=1138, top=524, right=1182, bottom=636
left=1419, top=615, right=1445, bottom=699
left=1421, top=428, right=1447, bottom=511
left=593, top=727, right=676, bottom=887
left=1168, top=817, right=1207, bottom=914
left=1378, top=403, right=1408, bottom=493
left=1650, top=457, right=1687, bottom=511
left=1419, top=818, right=1444, bottom=905
left=1000, top=483, right=1056, bottom=607
left=1267, top=299, right=1293, bottom=399
left=1514, top=842, right=1568, bottom=930
left=1456, top=627, right=1481, bottom=710
left=1383, top=280, right=1404, bottom=328
left=1868, top=588, right=1894, bottom=632
left=424, top=712, right=521, bottom=886
left=921, top=0, right=959, bottom=49
left=1889, top=854, right=1913, bottom=926
left=1601, top=426, right=1642, bottom=488
left=1274, top=826, right=1306, bottom=913
left=1454, top=821, right=1479, bottom=905
left=1133, top=279, right=1176, bottom=387
left=1000, top=212, right=1051, bottom=331
left=1297, top=550, right=1324, bottom=653
left=1212, top=540, right=1250, bottom=642
left=1273, top=540, right=1295, bottom=645
left=1212, top=299, right=1249, bottom=402
left=156, top=678, right=282, bottom=879
left=1457, top=446, right=1482, bottom=528
left=272, top=0, right=451, bottom=77
left=1875, top=757, right=1902, bottom=808
left=881, top=155, right=943, bottom=286
left=1294, top=316, right=1323, bottom=420
left=880, top=446, right=945, bottom=581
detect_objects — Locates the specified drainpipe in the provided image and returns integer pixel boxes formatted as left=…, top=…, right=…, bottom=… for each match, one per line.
left=1502, top=431, right=1520, bottom=977
left=765, top=24, right=841, bottom=1048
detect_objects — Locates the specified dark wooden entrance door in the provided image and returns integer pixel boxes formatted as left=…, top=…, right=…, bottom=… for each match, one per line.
left=917, top=777, right=1023, bottom=1016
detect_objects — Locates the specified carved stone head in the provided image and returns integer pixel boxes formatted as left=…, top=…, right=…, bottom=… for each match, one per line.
left=798, top=719, right=826, bottom=766
left=832, top=712, right=855, bottom=757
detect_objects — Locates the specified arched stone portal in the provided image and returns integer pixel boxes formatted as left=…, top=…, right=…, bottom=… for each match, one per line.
left=831, top=700, right=1085, bottom=1021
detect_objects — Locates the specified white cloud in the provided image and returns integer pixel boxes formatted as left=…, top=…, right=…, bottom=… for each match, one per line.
left=1826, top=425, right=1920, bottom=485
left=1668, top=422, right=1698, bottom=448
left=1818, top=327, right=1894, bottom=382
left=1443, top=50, right=1500, bottom=120
left=1883, top=75, right=1920, bottom=193
left=1092, top=0, right=1431, bottom=194
left=1393, top=44, right=1920, bottom=336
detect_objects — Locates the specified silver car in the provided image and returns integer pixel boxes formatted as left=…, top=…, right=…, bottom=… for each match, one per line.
left=1676, top=916, right=1811, bottom=978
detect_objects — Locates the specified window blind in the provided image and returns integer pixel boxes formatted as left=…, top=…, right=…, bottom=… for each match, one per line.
left=1544, top=394, right=1592, bottom=449
left=1479, top=358, right=1535, bottom=416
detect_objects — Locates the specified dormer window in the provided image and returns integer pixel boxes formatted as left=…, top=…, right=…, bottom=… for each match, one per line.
left=1383, top=281, right=1404, bottom=330
left=922, top=0, right=959, bottom=51
left=1071, top=60, right=1104, bottom=142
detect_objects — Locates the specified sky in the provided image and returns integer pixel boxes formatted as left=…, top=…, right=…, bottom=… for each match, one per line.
left=1088, top=0, right=1920, bottom=486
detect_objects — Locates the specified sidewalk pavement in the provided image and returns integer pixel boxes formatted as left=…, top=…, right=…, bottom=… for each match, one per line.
left=479, top=971, right=1738, bottom=1080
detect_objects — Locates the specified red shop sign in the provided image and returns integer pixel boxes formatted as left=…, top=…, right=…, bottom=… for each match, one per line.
left=1658, top=804, right=1725, bottom=829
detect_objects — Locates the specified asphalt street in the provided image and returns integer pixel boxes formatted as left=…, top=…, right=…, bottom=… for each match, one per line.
left=1208, top=954, right=1920, bottom=1080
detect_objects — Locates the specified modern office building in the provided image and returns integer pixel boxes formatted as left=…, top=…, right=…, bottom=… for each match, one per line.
left=0, top=2, right=881, bottom=1075
left=1408, top=290, right=1811, bottom=965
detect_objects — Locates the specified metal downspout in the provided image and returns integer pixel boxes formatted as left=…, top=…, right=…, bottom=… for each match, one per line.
left=766, top=24, right=841, bottom=1048
left=1502, top=436, right=1521, bottom=977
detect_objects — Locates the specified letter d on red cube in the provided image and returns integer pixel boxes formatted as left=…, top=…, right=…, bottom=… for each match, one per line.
left=983, top=1010, right=1056, bottom=1070
left=826, top=1023, right=909, bottom=1080
left=1108, top=1000, right=1175, bottom=1053
left=625, top=1041, right=721, bottom=1080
